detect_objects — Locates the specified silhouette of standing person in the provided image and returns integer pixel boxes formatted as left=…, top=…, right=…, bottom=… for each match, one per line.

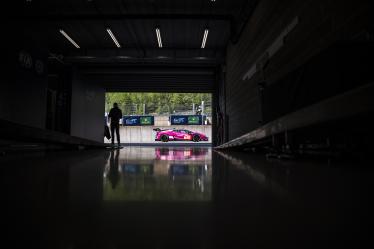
left=195, top=106, right=202, bottom=115
left=108, top=103, right=123, bottom=146
left=108, top=149, right=120, bottom=190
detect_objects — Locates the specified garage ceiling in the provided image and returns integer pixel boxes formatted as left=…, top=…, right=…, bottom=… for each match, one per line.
left=11, top=0, right=259, bottom=64
left=7, top=0, right=259, bottom=92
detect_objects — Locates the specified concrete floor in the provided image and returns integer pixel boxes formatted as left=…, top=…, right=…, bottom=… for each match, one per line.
left=0, top=146, right=372, bottom=249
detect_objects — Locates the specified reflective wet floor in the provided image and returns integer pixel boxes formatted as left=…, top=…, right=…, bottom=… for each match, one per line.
left=0, top=147, right=372, bottom=249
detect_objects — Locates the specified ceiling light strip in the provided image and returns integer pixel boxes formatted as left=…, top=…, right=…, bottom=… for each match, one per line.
left=59, top=29, right=80, bottom=49
left=107, top=28, right=121, bottom=48
left=156, top=28, right=163, bottom=48
left=201, top=29, right=209, bottom=49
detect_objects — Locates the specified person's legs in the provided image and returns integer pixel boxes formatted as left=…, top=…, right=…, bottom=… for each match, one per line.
left=110, top=124, right=115, bottom=144
left=115, top=124, right=120, bottom=145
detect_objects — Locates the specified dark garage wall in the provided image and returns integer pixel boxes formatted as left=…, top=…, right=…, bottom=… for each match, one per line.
left=70, top=70, right=105, bottom=142
left=224, top=0, right=373, bottom=141
left=1, top=46, right=48, bottom=129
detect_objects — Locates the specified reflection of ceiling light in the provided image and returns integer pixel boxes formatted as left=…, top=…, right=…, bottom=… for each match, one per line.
left=156, top=28, right=163, bottom=48
left=59, top=29, right=80, bottom=48
left=106, top=28, right=121, bottom=48
left=201, top=29, right=209, bottom=48
left=195, top=56, right=208, bottom=60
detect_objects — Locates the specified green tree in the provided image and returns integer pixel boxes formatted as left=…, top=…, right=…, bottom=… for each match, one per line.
left=105, top=92, right=212, bottom=115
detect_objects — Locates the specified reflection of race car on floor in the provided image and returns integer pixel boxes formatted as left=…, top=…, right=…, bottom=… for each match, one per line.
left=155, top=147, right=209, bottom=160
left=154, top=128, right=209, bottom=142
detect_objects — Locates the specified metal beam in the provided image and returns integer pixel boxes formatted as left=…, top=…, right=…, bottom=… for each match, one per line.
left=64, top=56, right=222, bottom=66
left=13, top=14, right=233, bottom=21
left=61, top=48, right=224, bottom=65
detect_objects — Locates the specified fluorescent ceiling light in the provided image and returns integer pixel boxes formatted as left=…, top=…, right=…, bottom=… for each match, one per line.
left=156, top=28, right=163, bottom=48
left=106, top=28, right=121, bottom=48
left=59, top=29, right=80, bottom=49
left=201, top=29, right=209, bottom=49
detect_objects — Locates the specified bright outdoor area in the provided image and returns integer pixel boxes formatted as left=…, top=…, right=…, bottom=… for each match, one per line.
left=104, top=92, right=212, bottom=144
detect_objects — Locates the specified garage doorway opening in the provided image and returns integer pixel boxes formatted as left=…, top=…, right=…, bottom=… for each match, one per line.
left=104, top=92, right=212, bottom=145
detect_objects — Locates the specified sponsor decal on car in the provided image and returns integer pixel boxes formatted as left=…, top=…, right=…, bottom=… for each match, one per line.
left=184, top=135, right=192, bottom=140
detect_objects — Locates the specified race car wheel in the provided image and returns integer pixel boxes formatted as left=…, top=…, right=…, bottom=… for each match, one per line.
left=192, top=135, right=201, bottom=142
left=161, top=135, right=169, bottom=142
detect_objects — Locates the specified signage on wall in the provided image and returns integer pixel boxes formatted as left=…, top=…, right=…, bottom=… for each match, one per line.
left=188, top=116, right=200, bottom=125
left=170, top=115, right=203, bottom=125
left=18, top=50, right=45, bottom=75
left=19, top=51, right=33, bottom=69
left=123, top=116, right=155, bottom=126
left=140, top=116, right=153, bottom=125
left=35, top=60, right=45, bottom=75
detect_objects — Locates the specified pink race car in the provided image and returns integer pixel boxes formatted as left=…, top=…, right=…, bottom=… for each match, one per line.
left=154, top=128, right=209, bottom=142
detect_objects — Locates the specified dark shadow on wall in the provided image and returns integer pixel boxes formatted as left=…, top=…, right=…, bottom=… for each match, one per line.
left=262, top=42, right=374, bottom=123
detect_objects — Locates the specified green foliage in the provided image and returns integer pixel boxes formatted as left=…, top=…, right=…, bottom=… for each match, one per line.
left=105, top=92, right=212, bottom=115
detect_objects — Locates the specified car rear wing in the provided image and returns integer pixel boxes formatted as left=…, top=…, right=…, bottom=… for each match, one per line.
left=153, top=128, right=175, bottom=133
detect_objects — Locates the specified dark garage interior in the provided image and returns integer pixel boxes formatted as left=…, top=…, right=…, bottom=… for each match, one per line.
left=1, top=0, right=374, bottom=248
